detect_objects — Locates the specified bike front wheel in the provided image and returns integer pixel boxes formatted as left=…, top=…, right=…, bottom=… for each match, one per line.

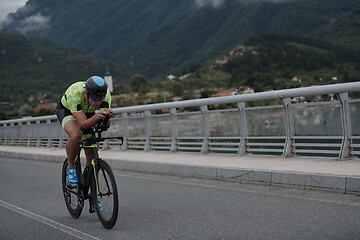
left=92, top=159, right=119, bottom=229
left=62, top=159, right=83, bottom=218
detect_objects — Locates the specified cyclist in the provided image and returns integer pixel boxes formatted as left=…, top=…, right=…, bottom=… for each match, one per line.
left=55, top=76, right=113, bottom=185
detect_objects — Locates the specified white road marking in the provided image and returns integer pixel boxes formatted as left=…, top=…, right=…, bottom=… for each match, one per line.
left=0, top=199, right=100, bottom=240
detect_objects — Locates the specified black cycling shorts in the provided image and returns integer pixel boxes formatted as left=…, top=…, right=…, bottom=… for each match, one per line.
left=55, top=103, right=94, bottom=128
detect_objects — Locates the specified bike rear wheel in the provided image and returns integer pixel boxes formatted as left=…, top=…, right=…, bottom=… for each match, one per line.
left=93, top=159, right=119, bottom=229
left=62, top=159, right=83, bottom=218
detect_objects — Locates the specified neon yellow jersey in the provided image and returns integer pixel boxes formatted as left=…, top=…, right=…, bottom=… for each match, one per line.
left=61, top=81, right=111, bottom=113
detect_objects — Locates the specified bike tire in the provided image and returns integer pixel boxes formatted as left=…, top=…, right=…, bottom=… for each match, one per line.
left=62, top=159, right=83, bottom=218
left=93, top=159, right=119, bottom=229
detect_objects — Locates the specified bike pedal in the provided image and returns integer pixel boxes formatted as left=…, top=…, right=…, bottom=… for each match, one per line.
left=88, top=199, right=97, bottom=214
left=89, top=203, right=95, bottom=214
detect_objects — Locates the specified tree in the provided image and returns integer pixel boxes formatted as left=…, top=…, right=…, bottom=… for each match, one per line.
left=130, top=74, right=147, bottom=92
left=170, top=82, right=184, bottom=97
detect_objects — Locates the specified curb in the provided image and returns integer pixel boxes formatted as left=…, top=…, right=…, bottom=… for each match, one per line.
left=1, top=150, right=360, bottom=195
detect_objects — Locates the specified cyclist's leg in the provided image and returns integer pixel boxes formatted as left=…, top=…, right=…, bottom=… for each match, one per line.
left=56, top=104, right=83, bottom=170
left=84, top=148, right=92, bottom=166
left=64, top=120, right=82, bottom=169
left=83, top=112, right=96, bottom=167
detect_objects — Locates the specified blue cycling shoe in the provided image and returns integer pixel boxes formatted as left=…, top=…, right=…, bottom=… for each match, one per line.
left=66, top=168, right=79, bottom=184
left=89, top=198, right=103, bottom=213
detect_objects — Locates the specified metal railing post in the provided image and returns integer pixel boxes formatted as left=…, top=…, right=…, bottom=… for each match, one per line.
left=121, top=113, right=129, bottom=150
left=144, top=110, right=151, bottom=152
left=102, top=139, right=109, bottom=150
left=26, top=121, right=31, bottom=147
left=236, top=102, right=248, bottom=156
left=58, top=138, right=64, bottom=148
left=200, top=105, right=210, bottom=154
left=281, top=98, right=294, bottom=157
left=10, top=123, right=15, bottom=145
left=36, top=120, right=41, bottom=147
left=337, top=93, right=352, bottom=159
left=170, top=108, right=178, bottom=152
left=46, top=119, right=52, bottom=147
left=2, top=123, right=8, bottom=145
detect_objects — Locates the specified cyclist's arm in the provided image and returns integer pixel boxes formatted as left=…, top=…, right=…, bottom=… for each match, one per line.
left=72, top=111, right=108, bottom=129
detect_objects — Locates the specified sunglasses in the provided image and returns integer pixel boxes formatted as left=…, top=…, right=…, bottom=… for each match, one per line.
left=88, top=93, right=104, bottom=102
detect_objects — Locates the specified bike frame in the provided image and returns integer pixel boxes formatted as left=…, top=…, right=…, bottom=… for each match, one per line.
left=75, top=129, right=123, bottom=203
left=74, top=143, right=99, bottom=202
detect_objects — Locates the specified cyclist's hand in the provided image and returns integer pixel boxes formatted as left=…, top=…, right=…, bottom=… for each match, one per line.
left=96, top=110, right=108, bottom=120
left=103, top=108, right=113, bottom=118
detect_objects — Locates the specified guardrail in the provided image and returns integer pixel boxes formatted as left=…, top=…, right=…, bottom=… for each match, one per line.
left=1, top=82, right=360, bottom=159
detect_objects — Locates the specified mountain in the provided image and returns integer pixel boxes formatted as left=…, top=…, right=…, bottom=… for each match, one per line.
left=2, top=0, right=359, bottom=78
left=0, top=30, right=118, bottom=102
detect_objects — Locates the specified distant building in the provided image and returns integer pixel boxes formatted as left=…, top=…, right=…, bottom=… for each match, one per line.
left=229, top=46, right=245, bottom=56
left=135, top=96, right=152, bottom=104
left=104, top=69, right=113, bottom=92
left=159, top=108, right=170, bottom=114
left=292, top=76, right=302, bottom=82
left=211, top=88, right=238, bottom=97
left=28, top=95, right=35, bottom=102
left=238, top=86, right=254, bottom=94
left=172, top=96, right=182, bottom=101
left=34, top=103, right=57, bottom=112
left=215, top=56, right=228, bottom=65
left=210, top=87, right=254, bottom=98
left=167, top=74, right=176, bottom=80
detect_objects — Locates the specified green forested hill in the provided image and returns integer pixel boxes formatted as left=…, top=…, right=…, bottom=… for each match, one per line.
left=0, top=31, right=118, bottom=102
left=220, top=34, right=360, bottom=91
left=2, top=0, right=359, bottom=78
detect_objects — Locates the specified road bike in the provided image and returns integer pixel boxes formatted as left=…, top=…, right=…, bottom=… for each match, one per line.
left=61, top=118, right=123, bottom=229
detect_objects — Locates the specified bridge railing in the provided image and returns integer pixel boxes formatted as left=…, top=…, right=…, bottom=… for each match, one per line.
left=1, top=82, right=360, bottom=159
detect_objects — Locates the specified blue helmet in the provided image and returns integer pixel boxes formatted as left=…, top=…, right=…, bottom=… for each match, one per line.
left=85, top=76, right=108, bottom=101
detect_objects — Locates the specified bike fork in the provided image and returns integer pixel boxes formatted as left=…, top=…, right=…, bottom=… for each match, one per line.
left=88, top=159, right=99, bottom=213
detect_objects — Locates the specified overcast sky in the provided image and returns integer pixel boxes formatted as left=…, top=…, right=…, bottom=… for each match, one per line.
left=0, top=0, right=28, bottom=21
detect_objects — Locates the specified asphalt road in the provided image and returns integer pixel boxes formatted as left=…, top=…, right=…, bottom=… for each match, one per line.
left=1, top=157, right=360, bottom=240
